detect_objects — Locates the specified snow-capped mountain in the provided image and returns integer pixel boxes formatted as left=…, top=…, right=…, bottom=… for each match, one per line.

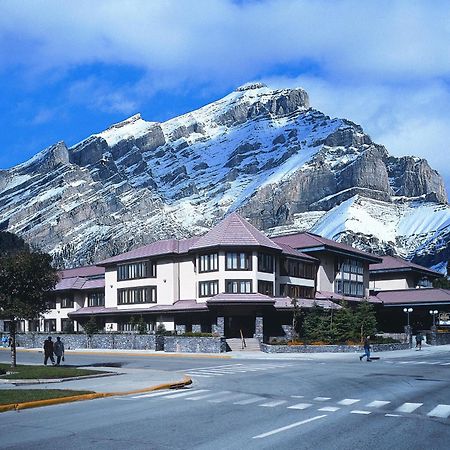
left=0, top=82, right=448, bottom=272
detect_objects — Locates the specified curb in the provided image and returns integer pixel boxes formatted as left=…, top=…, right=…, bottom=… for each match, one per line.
left=0, top=376, right=192, bottom=413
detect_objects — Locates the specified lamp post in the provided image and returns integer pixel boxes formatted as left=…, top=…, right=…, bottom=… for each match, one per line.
left=403, top=307, right=413, bottom=347
left=429, top=310, right=438, bottom=327
left=403, top=307, right=413, bottom=327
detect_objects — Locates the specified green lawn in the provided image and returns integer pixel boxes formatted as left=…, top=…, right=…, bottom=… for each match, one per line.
left=0, top=363, right=105, bottom=379
left=0, top=389, right=94, bottom=405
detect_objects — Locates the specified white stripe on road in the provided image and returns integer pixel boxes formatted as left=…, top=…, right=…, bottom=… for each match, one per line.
left=208, top=393, right=245, bottom=403
left=259, top=400, right=288, bottom=407
left=288, top=403, right=312, bottom=410
left=427, top=404, right=450, bottom=418
left=164, top=389, right=209, bottom=399
left=253, top=415, right=327, bottom=439
left=185, top=373, right=213, bottom=378
left=395, top=403, right=423, bottom=413
left=366, top=400, right=391, bottom=408
left=185, top=392, right=226, bottom=401
left=385, top=414, right=401, bottom=417
left=337, top=399, right=360, bottom=406
left=291, top=395, right=304, bottom=398
left=350, top=410, right=371, bottom=415
left=234, top=397, right=266, bottom=405
left=314, top=397, right=331, bottom=402
left=440, top=362, right=450, bottom=365
left=318, top=406, right=340, bottom=412
left=131, top=391, right=174, bottom=399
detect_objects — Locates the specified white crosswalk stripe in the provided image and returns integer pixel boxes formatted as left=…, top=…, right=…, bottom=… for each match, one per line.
left=427, top=404, right=450, bottom=418
left=179, top=363, right=294, bottom=378
left=351, top=410, right=371, bottom=415
left=260, top=400, right=288, bottom=407
left=366, top=400, right=391, bottom=408
left=395, top=402, right=423, bottom=413
left=234, top=396, right=266, bottom=405
left=338, top=399, right=360, bottom=406
left=164, top=389, right=209, bottom=399
left=288, top=403, right=312, bottom=410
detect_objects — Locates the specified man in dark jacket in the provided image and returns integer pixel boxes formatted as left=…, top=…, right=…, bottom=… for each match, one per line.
left=43, top=336, right=55, bottom=365
left=359, top=336, right=372, bottom=362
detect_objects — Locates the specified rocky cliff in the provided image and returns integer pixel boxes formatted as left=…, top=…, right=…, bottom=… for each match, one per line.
left=0, top=83, right=448, bottom=271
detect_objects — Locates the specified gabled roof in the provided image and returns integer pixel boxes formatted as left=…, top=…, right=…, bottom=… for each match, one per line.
left=315, top=290, right=382, bottom=304
left=370, top=255, right=442, bottom=278
left=190, top=212, right=282, bottom=252
left=60, top=265, right=105, bottom=278
left=206, top=292, right=276, bottom=305
left=98, top=236, right=200, bottom=265
left=276, top=242, right=318, bottom=262
left=272, top=232, right=382, bottom=263
left=376, top=288, right=450, bottom=306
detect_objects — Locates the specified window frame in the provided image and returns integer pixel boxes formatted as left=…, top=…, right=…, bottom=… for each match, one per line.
left=198, top=253, right=219, bottom=273
left=117, top=286, right=157, bottom=305
left=225, top=252, right=252, bottom=271
left=117, top=260, right=157, bottom=281
left=198, top=280, right=219, bottom=297
left=225, top=279, right=253, bottom=294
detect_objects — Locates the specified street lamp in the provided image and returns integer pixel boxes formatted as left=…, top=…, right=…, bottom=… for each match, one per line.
left=429, top=309, right=438, bottom=327
left=403, top=307, right=413, bottom=327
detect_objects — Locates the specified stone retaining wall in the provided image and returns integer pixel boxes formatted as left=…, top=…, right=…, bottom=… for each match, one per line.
left=164, top=336, right=226, bottom=353
left=261, top=342, right=410, bottom=353
left=14, top=333, right=223, bottom=353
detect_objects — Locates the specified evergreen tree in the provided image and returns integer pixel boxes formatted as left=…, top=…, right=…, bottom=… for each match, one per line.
left=137, top=316, right=147, bottom=334
left=354, top=301, right=377, bottom=342
left=83, top=316, right=98, bottom=337
left=331, top=301, right=355, bottom=343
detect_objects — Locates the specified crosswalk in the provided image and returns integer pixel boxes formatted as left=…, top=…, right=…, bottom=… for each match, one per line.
left=123, top=389, right=450, bottom=420
left=178, top=363, right=294, bottom=378
left=383, top=360, right=450, bottom=367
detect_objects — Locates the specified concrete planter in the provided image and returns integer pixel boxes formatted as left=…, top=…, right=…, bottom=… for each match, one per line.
left=261, top=342, right=410, bottom=353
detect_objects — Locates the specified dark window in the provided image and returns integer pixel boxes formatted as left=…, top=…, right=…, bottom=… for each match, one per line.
left=28, top=320, right=40, bottom=332
left=226, top=252, right=252, bottom=270
left=225, top=279, right=252, bottom=294
left=118, top=286, right=157, bottom=305
left=280, top=258, right=315, bottom=279
left=199, top=253, right=219, bottom=272
left=61, top=296, right=74, bottom=308
left=258, top=253, right=274, bottom=273
left=61, top=318, right=74, bottom=333
left=258, top=280, right=274, bottom=296
left=46, top=299, right=56, bottom=309
left=199, top=280, right=219, bottom=297
left=335, top=258, right=364, bottom=297
left=88, top=292, right=105, bottom=307
left=280, top=284, right=315, bottom=299
left=44, top=319, right=56, bottom=333
left=117, top=260, right=156, bottom=281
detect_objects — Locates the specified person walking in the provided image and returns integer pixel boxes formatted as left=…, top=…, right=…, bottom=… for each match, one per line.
left=43, top=336, right=55, bottom=365
left=415, top=333, right=424, bottom=350
left=54, top=336, right=65, bottom=366
left=1, top=335, right=7, bottom=347
left=359, top=336, right=372, bottom=362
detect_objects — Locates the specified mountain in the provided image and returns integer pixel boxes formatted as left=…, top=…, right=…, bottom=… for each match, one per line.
left=0, top=82, right=449, bottom=272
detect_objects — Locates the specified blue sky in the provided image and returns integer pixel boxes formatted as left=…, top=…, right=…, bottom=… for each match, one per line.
left=1, top=0, right=450, bottom=195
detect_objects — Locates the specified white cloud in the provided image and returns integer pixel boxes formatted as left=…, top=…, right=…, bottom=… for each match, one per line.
left=1, top=0, right=450, bottom=194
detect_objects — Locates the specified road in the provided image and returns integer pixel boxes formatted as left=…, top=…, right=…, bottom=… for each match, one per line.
left=1, top=347, right=449, bottom=449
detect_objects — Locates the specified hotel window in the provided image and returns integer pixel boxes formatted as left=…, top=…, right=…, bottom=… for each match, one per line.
left=44, top=319, right=56, bottom=333
left=280, top=258, right=316, bottom=279
left=61, top=318, right=74, bottom=333
left=280, top=284, right=315, bottom=299
left=225, top=279, right=252, bottom=294
left=225, top=252, right=252, bottom=270
left=88, top=292, right=105, bottom=307
left=61, top=296, right=74, bottom=308
left=258, top=253, right=274, bottom=273
left=117, top=260, right=156, bottom=281
left=335, top=258, right=364, bottom=297
left=258, top=280, right=274, bottom=296
left=199, top=253, right=219, bottom=273
left=28, top=320, right=40, bottom=332
left=118, top=286, right=157, bottom=305
left=199, top=280, right=219, bottom=297
left=46, top=299, right=57, bottom=309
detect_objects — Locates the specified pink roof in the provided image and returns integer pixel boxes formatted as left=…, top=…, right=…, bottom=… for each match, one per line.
left=80, top=279, right=105, bottom=290
left=54, top=277, right=86, bottom=291
left=276, top=242, right=318, bottom=262
left=98, top=236, right=200, bottom=265
left=370, top=255, right=442, bottom=277
left=376, top=288, right=450, bottom=305
left=69, top=300, right=207, bottom=316
left=315, top=290, right=382, bottom=304
left=190, top=213, right=281, bottom=251
left=60, top=265, right=105, bottom=278
left=272, top=232, right=381, bottom=262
